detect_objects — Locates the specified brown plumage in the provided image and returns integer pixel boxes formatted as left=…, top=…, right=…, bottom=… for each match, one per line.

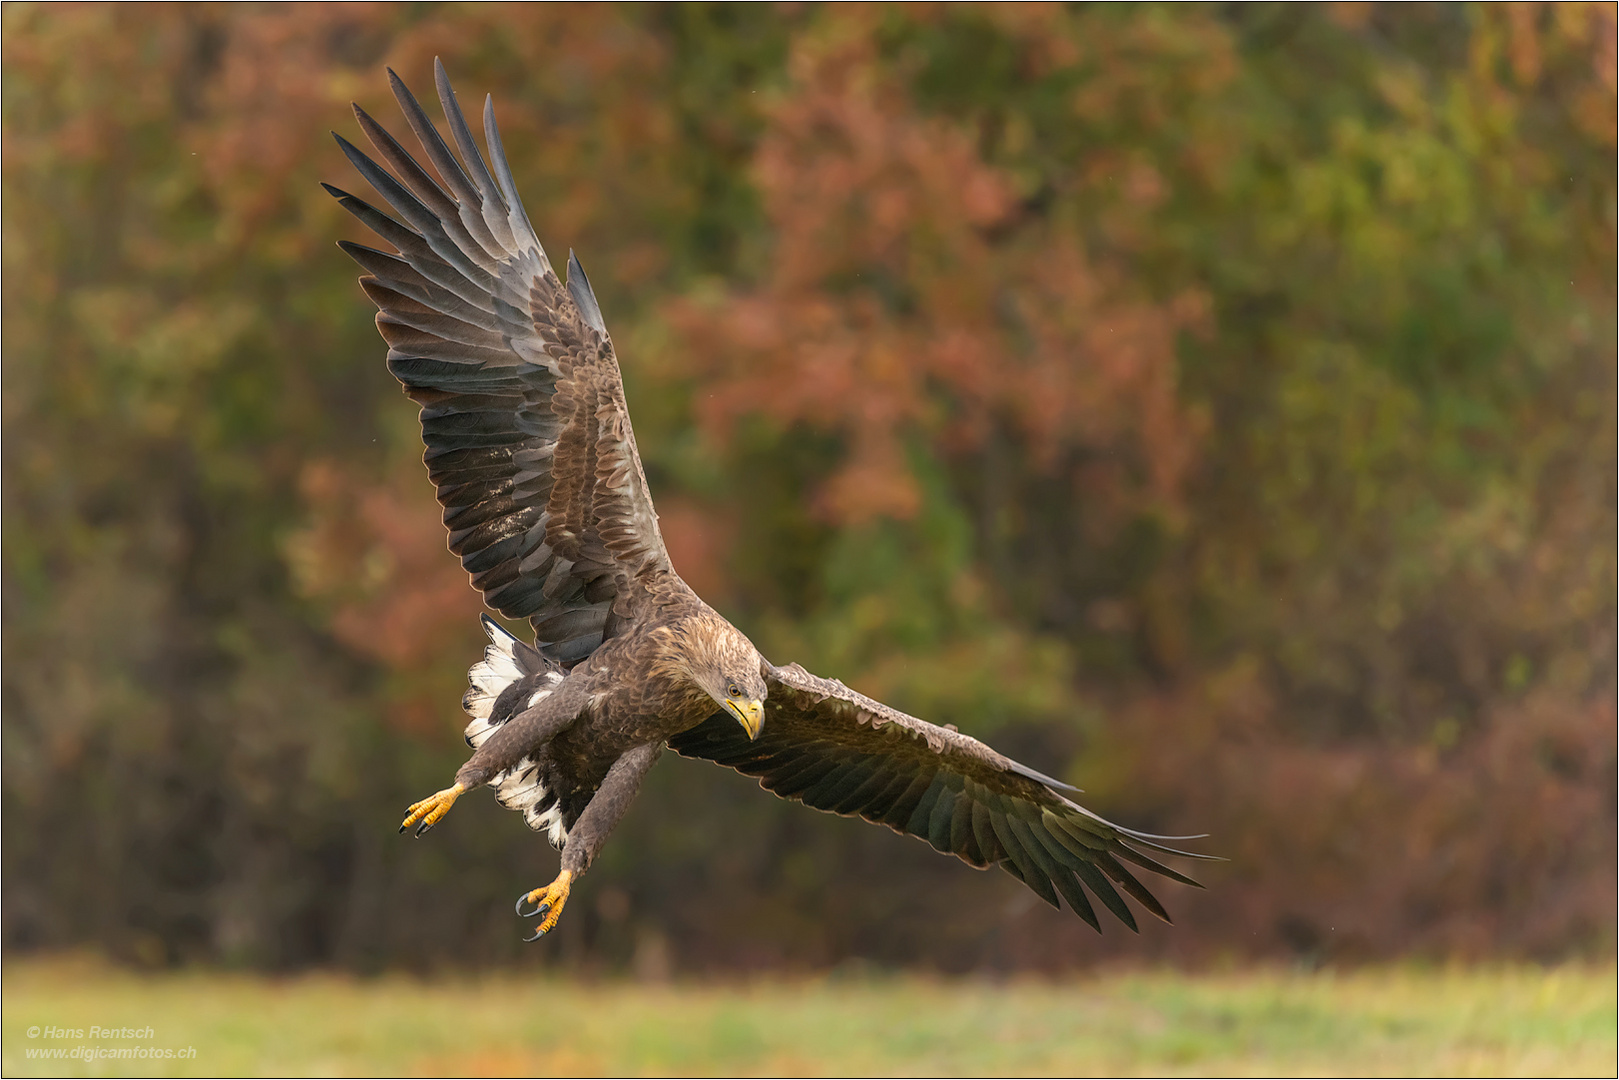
left=334, top=62, right=1212, bottom=941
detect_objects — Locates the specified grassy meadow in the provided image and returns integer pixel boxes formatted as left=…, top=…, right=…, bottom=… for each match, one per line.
left=2, top=956, right=1612, bottom=1076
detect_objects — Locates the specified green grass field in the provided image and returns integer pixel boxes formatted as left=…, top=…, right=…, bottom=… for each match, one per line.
left=3, top=956, right=1612, bottom=1076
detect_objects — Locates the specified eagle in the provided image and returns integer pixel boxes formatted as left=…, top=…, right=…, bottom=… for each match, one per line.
left=328, top=62, right=1210, bottom=941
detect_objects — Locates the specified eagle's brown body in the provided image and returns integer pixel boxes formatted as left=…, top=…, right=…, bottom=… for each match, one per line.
left=458, top=593, right=754, bottom=866
left=333, top=62, right=1211, bottom=941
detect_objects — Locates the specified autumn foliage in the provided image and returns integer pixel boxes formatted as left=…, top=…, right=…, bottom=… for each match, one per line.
left=3, top=4, right=1613, bottom=971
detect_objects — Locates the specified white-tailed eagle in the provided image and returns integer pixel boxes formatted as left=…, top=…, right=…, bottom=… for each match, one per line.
left=328, top=62, right=1210, bottom=939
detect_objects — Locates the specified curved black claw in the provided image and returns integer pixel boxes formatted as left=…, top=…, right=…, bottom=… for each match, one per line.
left=414, top=819, right=437, bottom=838
left=515, top=892, right=551, bottom=919
left=522, top=923, right=550, bottom=943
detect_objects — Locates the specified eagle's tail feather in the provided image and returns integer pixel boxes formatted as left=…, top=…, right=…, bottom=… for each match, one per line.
left=488, top=756, right=569, bottom=848
left=460, top=615, right=570, bottom=847
left=463, top=614, right=551, bottom=746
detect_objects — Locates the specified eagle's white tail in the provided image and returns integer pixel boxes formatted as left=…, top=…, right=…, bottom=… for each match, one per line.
left=462, top=615, right=569, bottom=847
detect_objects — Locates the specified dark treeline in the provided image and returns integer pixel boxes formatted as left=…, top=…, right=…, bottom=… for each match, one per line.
left=3, top=4, right=1613, bottom=974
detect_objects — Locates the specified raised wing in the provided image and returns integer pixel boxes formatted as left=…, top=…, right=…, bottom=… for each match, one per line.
left=668, top=662, right=1212, bottom=932
left=328, top=61, right=670, bottom=665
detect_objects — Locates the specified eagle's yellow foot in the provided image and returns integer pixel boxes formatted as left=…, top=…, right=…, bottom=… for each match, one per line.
left=399, top=783, right=465, bottom=836
left=515, top=870, right=574, bottom=941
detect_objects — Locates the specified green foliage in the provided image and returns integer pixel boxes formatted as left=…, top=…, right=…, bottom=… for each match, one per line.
left=4, top=958, right=1615, bottom=1076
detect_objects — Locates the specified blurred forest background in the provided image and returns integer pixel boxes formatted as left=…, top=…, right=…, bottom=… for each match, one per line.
left=3, top=3, right=1613, bottom=976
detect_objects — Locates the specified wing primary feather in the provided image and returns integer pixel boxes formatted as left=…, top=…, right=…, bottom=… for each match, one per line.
left=340, top=241, right=503, bottom=329
left=1043, top=815, right=1189, bottom=912
left=1005, top=814, right=1093, bottom=919
left=325, top=181, right=419, bottom=248
left=1113, top=843, right=1206, bottom=889
left=1054, top=870, right=1101, bottom=931
left=340, top=242, right=441, bottom=306
left=359, top=278, right=508, bottom=339
left=351, top=104, right=458, bottom=223
left=1094, top=852, right=1172, bottom=924
left=988, top=809, right=1060, bottom=909
left=433, top=59, right=505, bottom=211
left=482, top=94, right=543, bottom=255
left=387, top=67, right=480, bottom=204
left=352, top=105, right=505, bottom=282
left=1016, top=820, right=1103, bottom=930
left=328, top=186, right=503, bottom=316
left=1026, top=816, right=1116, bottom=904
left=335, top=133, right=501, bottom=291
left=433, top=58, right=516, bottom=252
left=1116, top=834, right=1224, bottom=861
left=1068, top=859, right=1138, bottom=932
left=333, top=135, right=448, bottom=247
left=1044, top=810, right=1110, bottom=854
left=1108, top=820, right=1215, bottom=843
left=375, top=303, right=510, bottom=353
left=385, top=67, right=508, bottom=261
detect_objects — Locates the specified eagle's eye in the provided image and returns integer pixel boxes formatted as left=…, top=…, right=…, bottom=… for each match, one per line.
left=727, top=683, right=741, bottom=697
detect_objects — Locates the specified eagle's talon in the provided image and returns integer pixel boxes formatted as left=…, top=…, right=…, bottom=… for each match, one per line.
left=399, top=783, right=464, bottom=836
left=515, top=870, right=573, bottom=938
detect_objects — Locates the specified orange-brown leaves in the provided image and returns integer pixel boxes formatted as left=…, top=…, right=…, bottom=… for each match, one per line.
left=670, top=23, right=1207, bottom=527
left=288, top=458, right=484, bottom=731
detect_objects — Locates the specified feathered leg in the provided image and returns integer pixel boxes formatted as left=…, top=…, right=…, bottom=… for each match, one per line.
left=400, top=678, right=586, bottom=836
left=517, top=741, right=662, bottom=939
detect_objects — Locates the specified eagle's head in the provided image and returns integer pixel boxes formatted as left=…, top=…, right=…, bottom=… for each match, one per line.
left=679, top=611, right=768, bottom=740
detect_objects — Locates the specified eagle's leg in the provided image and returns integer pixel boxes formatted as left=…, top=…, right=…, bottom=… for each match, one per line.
left=399, top=683, right=584, bottom=837
left=517, top=741, right=663, bottom=940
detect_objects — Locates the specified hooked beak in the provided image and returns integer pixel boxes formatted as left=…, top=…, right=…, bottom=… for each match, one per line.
left=726, top=699, right=764, bottom=741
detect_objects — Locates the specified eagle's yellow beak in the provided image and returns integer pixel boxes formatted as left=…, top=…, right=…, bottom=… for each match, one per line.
left=726, top=699, right=764, bottom=741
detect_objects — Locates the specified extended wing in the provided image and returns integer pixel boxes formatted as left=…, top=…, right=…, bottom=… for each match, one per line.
left=329, top=62, right=670, bottom=665
left=668, top=662, right=1213, bottom=932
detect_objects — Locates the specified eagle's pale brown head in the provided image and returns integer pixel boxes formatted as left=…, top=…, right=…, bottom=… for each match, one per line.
left=671, top=609, right=768, bottom=739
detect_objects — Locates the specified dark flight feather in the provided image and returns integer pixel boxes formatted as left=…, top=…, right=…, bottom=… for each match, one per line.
left=331, top=59, right=673, bottom=668
left=668, top=662, right=1216, bottom=931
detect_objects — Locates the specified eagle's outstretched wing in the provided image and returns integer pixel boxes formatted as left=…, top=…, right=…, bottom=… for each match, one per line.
left=327, top=61, right=670, bottom=665
left=668, top=662, right=1213, bottom=931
